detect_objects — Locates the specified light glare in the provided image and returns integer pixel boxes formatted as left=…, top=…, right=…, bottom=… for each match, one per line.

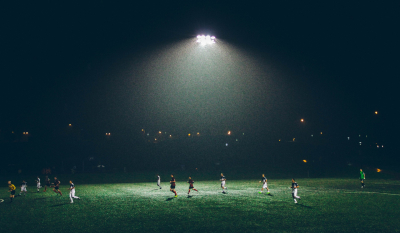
left=196, top=35, right=216, bottom=45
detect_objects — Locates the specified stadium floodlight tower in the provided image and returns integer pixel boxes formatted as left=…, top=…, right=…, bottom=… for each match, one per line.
left=197, top=35, right=216, bottom=45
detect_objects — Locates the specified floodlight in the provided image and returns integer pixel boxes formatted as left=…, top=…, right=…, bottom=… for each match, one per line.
left=196, top=35, right=216, bottom=45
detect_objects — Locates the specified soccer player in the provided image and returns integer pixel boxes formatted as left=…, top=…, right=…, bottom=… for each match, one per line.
left=53, top=177, right=62, bottom=196
left=258, top=174, right=270, bottom=194
left=68, top=180, right=80, bottom=203
left=157, top=174, right=162, bottom=189
left=170, top=174, right=177, bottom=197
left=360, top=169, right=366, bottom=188
left=19, top=180, right=28, bottom=196
left=220, top=173, right=227, bottom=193
left=187, top=176, right=198, bottom=195
left=8, top=181, right=16, bottom=203
left=43, top=176, right=51, bottom=192
left=36, top=176, right=41, bottom=192
left=290, top=178, right=301, bottom=203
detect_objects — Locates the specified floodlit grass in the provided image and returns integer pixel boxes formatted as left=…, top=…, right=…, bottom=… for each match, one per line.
left=1, top=178, right=400, bottom=232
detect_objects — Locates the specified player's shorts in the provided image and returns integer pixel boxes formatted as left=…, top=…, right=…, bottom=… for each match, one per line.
left=11, top=190, right=15, bottom=195
left=170, top=185, right=175, bottom=189
left=189, top=186, right=194, bottom=189
left=54, top=186, right=59, bottom=190
left=360, top=178, right=365, bottom=181
left=46, top=183, right=51, bottom=187
left=21, top=186, right=27, bottom=192
left=262, top=183, right=268, bottom=189
left=37, top=183, right=41, bottom=188
left=221, top=182, right=225, bottom=187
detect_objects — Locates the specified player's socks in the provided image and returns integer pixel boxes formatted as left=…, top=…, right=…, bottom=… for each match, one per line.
left=10, top=198, right=13, bottom=202
left=194, top=189, right=198, bottom=192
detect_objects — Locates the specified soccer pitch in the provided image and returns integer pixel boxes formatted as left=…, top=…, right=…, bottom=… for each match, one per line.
left=1, top=178, right=400, bottom=233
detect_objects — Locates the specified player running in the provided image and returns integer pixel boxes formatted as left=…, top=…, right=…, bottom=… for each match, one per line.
left=53, top=177, right=62, bottom=196
left=19, top=180, right=28, bottom=196
left=68, top=181, right=80, bottom=203
left=36, top=176, right=41, bottom=192
left=290, top=179, right=301, bottom=204
left=258, top=174, right=270, bottom=194
left=8, top=181, right=16, bottom=203
left=220, top=173, right=227, bottom=193
left=170, top=174, right=177, bottom=198
left=157, top=174, right=162, bottom=189
left=360, top=169, right=366, bottom=188
left=43, top=176, right=51, bottom=192
left=187, top=176, right=198, bottom=196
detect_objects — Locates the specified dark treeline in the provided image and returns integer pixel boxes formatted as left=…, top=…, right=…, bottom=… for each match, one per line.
left=0, top=130, right=394, bottom=179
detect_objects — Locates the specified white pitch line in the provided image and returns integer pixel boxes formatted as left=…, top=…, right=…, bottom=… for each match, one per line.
left=343, top=191, right=400, bottom=196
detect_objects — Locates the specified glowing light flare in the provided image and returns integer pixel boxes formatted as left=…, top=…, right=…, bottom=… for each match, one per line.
left=377, top=168, right=381, bottom=172
left=227, top=131, right=231, bottom=135
left=69, top=124, right=72, bottom=126
left=196, top=35, right=216, bottom=45
left=300, top=119, right=304, bottom=122
left=303, top=160, right=307, bottom=163
left=375, top=111, right=378, bottom=114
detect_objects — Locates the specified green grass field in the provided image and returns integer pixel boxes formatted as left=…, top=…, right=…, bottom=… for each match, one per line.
left=1, top=178, right=400, bottom=233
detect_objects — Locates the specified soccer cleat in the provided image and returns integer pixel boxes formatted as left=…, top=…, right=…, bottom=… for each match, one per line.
left=267, top=192, right=270, bottom=195
left=70, top=202, right=73, bottom=204
left=259, top=192, right=263, bottom=194
left=174, top=195, right=178, bottom=198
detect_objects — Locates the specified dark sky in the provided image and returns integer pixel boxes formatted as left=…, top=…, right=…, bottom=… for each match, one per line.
left=1, top=2, right=398, bottom=139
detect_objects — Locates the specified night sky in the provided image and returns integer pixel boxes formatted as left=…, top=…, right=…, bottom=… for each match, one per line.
left=2, top=2, right=398, bottom=141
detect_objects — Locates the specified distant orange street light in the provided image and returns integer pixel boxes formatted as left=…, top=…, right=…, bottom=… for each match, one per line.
left=377, top=168, right=381, bottom=173
left=375, top=111, right=378, bottom=115
left=300, top=119, right=304, bottom=122
left=303, top=160, right=307, bottom=163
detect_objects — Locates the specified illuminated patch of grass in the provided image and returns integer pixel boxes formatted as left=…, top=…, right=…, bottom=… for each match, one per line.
left=1, top=178, right=400, bottom=232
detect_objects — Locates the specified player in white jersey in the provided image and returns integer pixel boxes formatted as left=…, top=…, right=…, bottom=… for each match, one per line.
left=258, top=174, right=270, bottom=194
left=157, top=175, right=162, bottom=189
left=19, top=180, right=28, bottom=196
left=36, top=176, right=41, bottom=192
left=290, top=179, right=301, bottom=203
left=68, top=180, right=80, bottom=203
left=220, top=173, right=227, bottom=193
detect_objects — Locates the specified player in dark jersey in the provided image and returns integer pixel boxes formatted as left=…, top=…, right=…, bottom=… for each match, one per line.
left=8, top=181, right=16, bottom=203
left=187, top=177, right=198, bottom=195
left=360, top=169, right=366, bottom=188
left=53, top=177, right=62, bottom=196
left=170, top=174, right=177, bottom=198
left=290, top=179, right=300, bottom=204
left=44, top=176, right=51, bottom=192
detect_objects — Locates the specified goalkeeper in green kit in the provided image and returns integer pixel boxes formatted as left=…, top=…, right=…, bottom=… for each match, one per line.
left=359, top=169, right=365, bottom=188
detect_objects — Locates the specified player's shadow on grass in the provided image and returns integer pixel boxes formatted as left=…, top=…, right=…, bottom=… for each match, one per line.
left=296, top=203, right=312, bottom=209
left=166, top=197, right=174, bottom=201
left=51, top=203, right=69, bottom=207
left=187, top=195, right=193, bottom=198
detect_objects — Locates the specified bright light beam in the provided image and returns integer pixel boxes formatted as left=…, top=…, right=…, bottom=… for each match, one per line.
left=197, top=35, right=216, bottom=45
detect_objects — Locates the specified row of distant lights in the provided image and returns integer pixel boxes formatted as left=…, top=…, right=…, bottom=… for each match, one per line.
left=196, top=35, right=216, bottom=45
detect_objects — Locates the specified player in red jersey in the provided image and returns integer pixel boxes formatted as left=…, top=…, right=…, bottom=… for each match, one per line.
left=187, top=177, right=198, bottom=196
left=170, top=174, right=177, bottom=198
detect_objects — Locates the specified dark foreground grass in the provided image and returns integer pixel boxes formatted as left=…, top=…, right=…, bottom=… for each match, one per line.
left=1, top=178, right=400, bottom=233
